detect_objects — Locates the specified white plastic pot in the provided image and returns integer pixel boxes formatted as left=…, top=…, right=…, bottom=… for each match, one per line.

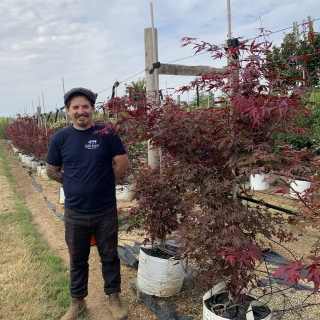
left=137, top=246, right=186, bottom=297
left=37, top=165, right=43, bottom=176
left=25, top=156, right=34, bottom=166
left=31, top=160, right=39, bottom=170
left=203, top=282, right=272, bottom=320
left=40, top=167, right=50, bottom=180
left=116, top=183, right=133, bottom=200
left=21, top=154, right=27, bottom=163
left=250, top=173, right=269, bottom=191
left=290, top=179, right=311, bottom=199
left=59, top=186, right=65, bottom=204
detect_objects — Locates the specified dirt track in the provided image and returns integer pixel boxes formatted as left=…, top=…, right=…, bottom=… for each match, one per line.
left=1, top=141, right=161, bottom=320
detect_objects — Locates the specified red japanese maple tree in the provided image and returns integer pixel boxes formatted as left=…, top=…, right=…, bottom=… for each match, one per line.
left=5, top=116, right=60, bottom=162
left=105, top=23, right=320, bottom=305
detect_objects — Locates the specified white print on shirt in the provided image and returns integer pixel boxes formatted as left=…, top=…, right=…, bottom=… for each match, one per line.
left=85, top=140, right=100, bottom=150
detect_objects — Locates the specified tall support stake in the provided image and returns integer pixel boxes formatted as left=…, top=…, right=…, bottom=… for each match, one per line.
left=145, top=27, right=160, bottom=169
left=150, top=2, right=159, bottom=96
left=62, top=77, right=70, bottom=124
left=226, top=0, right=239, bottom=200
left=227, top=0, right=231, bottom=39
left=62, top=77, right=65, bottom=95
left=42, top=92, right=45, bottom=114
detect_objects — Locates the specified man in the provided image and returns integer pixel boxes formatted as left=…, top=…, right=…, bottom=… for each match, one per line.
left=46, top=87, right=130, bottom=320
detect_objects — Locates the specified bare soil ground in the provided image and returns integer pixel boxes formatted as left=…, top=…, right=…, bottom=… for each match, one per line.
left=2, top=140, right=320, bottom=319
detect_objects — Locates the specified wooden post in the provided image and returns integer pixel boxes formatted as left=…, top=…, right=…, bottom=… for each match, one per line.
left=144, top=16, right=226, bottom=169
left=145, top=27, right=160, bottom=169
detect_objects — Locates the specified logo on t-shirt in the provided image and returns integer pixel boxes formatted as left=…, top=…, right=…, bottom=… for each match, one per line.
left=85, top=140, right=100, bottom=150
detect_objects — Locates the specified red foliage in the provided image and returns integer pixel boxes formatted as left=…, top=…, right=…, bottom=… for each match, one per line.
left=109, top=25, right=320, bottom=302
left=5, top=117, right=61, bottom=161
left=272, top=261, right=306, bottom=287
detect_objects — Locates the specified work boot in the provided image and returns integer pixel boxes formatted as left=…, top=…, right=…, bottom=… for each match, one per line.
left=61, top=298, right=87, bottom=320
left=109, top=293, right=129, bottom=320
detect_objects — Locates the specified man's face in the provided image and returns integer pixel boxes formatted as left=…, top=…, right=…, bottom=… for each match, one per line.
left=66, top=96, right=95, bottom=130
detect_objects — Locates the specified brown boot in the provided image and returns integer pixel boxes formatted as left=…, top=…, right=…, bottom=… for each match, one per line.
left=109, top=293, right=128, bottom=320
left=61, top=298, right=87, bottom=320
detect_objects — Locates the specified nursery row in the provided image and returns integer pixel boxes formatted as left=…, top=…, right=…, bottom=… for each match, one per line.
left=4, top=23, right=320, bottom=319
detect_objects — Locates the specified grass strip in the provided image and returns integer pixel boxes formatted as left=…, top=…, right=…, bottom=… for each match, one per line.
left=0, top=145, right=82, bottom=319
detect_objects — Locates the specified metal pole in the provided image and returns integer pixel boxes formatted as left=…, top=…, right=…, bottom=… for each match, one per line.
left=150, top=2, right=159, bottom=97
left=62, top=77, right=65, bottom=95
left=227, top=0, right=237, bottom=200
left=227, top=0, right=231, bottom=39
left=116, top=79, right=118, bottom=97
left=42, top=92, right=45, bottom=114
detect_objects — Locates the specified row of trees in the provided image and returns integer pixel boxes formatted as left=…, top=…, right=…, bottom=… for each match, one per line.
left=4, top=117, right=61, bottom=161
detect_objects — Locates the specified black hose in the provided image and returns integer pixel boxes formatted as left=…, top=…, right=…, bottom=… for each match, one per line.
left=238, top=194, right=300, bottom=216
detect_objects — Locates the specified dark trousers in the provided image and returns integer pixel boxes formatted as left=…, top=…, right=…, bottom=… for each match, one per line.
left=64, top=205, right=121, bottom=298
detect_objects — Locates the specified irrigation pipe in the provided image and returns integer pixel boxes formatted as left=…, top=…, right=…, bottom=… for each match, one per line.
left=238, top=194, right=300, bottom=216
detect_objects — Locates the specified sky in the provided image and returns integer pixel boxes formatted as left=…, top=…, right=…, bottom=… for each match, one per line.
left=1, top=0, right=320, bottom=118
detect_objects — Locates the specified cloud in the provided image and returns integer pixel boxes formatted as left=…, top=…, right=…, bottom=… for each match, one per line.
left=0, top=0, right=319, bottom=117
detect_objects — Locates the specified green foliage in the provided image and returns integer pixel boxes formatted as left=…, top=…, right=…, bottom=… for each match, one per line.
left=125, top=78, right=146, bottom=101
left=275, top=91, right=320, bottom=153
left=92, top=109, right=107, bottom=121
left=0, top=117, right=9, bottom=139
left=308, top=93, right=320, bottom=145
left=268, top=16, right=320, bottom=88
left=126, top=78, right=146, bottom=91
left=189, top=91, right=215, bottom=110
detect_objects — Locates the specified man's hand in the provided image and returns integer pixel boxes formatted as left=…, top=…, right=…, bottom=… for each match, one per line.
left=113, top=154, right=130, bottom=182
left=46, top=163, right=64, bottom=184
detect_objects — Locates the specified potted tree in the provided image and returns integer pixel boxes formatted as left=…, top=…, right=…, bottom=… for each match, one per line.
left=111, top=23, right=320, bottom=318
left=127, top=165, right=188, bottom=297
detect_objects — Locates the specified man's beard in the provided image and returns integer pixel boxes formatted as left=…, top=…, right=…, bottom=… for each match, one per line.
left=76, top=114, right=89, bottom=127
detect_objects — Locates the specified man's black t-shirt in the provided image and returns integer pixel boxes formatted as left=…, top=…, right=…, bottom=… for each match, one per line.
left=46, top=124, right=126, bottom=213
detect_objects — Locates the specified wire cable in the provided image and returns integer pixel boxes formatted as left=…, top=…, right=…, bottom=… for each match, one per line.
left=247, top=17, right=320, bottom=42
left=97, top=70, right=146, bottom=94
left=97, top=17, right=320, bottom=96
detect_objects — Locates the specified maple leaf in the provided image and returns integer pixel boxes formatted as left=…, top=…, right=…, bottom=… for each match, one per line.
left=272, top=261, right=307, bottom=286
left=305, top=259, right=320, bottom=293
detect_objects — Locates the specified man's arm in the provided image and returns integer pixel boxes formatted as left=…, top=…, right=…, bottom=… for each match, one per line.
left=46, top=163, right=64, bottom=184
left=113, top=154, right=130, bottom=182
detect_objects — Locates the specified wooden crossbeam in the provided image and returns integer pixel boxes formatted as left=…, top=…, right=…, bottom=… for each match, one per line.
left=158, top=63, right=227, bottom=76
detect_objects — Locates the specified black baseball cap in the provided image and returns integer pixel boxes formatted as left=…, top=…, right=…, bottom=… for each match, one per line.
left=64, top=87, right=98, bottom=106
